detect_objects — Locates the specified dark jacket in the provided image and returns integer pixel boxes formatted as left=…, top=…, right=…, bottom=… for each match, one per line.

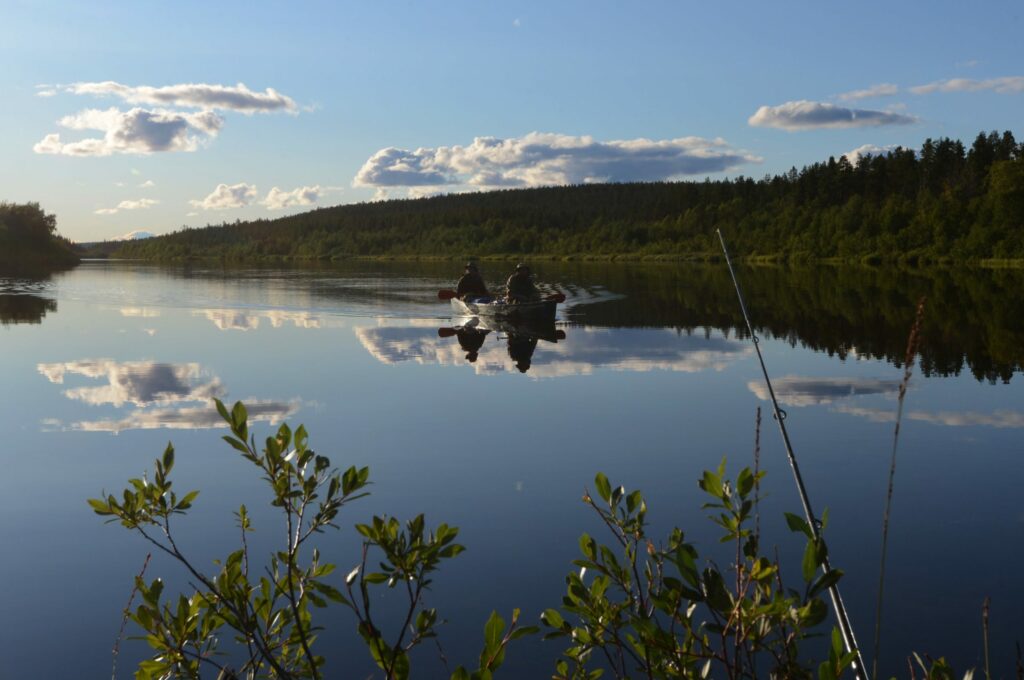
left=506, top=271, right=540, bottom=302
left=456, top=271, right=489, bottom=299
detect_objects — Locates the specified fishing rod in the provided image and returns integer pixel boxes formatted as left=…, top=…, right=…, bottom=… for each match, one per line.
left=715, top=229, right=869, bottom=680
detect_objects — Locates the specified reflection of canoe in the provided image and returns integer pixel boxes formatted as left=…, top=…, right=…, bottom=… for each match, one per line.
left=451, top=297, right=557, bottom=322
left=453, top=315, right=564, bottom=343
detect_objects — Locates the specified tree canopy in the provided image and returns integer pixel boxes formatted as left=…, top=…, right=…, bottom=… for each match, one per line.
left=0, top=202, right=78, bottom=268
left=110, top=129, right=1023, bottom=263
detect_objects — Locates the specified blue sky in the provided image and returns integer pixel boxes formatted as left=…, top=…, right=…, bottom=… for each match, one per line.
left=2, top=0, right=1023, bottom=242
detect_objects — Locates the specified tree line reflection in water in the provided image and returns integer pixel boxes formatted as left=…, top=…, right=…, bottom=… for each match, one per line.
left=4, top=262, right=1023, bottom=382
left=7, top=261, right=1024, bottom=433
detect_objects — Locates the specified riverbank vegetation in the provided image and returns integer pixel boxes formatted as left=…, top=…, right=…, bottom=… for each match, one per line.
left=0, top=202, right=79, bottom=269
left=111, top=130, right=1023, bottom=263
left=90, top=401, right=980, bottom=680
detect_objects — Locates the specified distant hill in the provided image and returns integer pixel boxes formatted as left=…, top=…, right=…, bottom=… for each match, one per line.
left=113, top=130, right=1024, bottom=263
left=76, top=230, right=157, bottom=258
left=0, top=202, right=79, bottom=269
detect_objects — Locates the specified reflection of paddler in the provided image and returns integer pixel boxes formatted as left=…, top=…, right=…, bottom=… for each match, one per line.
left=455, top=327, right=489, bottom=363
left=507, top=333, right=538, bottom=373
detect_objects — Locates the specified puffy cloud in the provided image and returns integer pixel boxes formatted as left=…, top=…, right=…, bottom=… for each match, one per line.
left=34, top=107, right=223, bottom=156
left=910, top=76, right=1024, bottom=95
left=747, top=376, right=900, bottom=407
left=190, top=183, right=258, bottom=210
left=837, top=83, right=899, bottom=101
left=263, top=185, right=321, bottom=210
left=354, top=132, right=759, bottom=190
left=66, top=81, right=298, bottom=113
left=94, top=198, right=159, bottom=215
left=37, top=359, right=223, bottom=407
left=843, top=143, right=900, bottom=165
left=139, top=179, right=155, bottom=188
left=748, top=100, right=917, bottom=130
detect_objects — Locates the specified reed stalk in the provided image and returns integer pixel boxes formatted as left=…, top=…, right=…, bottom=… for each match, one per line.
left=872, top=297, right=926, bottom=680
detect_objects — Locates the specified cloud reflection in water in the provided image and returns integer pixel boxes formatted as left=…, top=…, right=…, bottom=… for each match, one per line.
left=747, top=375, right=1024, bottom=429
left=198, top=309, right=324, bottom=331
left=356, top=322, right=752, bottom=377
left=37, top=359, right=297, bottom=433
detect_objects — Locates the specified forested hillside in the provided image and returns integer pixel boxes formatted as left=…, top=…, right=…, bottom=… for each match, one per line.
left=114, top=131, right=1024, bottom=262
left=0, top=202, right=79, bottom=268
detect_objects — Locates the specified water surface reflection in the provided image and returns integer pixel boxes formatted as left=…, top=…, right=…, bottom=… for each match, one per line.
left=37, top=359, right=298, bottom=432
left=357, top=321, right=752, bottom=377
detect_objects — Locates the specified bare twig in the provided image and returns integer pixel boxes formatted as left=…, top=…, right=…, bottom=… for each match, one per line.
left=753, top=406, right=761, bottom=545
left=112, top=552, right=151, bottom=680
left=983, top=596, right=991, bottom=680
left=873, top=297, right=926, bottom=680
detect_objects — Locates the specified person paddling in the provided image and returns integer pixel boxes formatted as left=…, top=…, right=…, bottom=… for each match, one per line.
left=505, top=263, right=541, bottom=303
left=456, top=262, right=489, bottom=301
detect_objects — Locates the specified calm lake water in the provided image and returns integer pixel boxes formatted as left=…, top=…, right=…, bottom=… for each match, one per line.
left=1, top=260, right=1022, bottom=678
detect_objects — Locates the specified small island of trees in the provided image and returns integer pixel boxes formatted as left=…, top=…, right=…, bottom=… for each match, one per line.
left=0, top=202, right=79, bottom=269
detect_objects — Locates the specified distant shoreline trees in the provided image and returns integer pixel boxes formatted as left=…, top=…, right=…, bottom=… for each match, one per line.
left=106, top=129, right=1020, bottom=263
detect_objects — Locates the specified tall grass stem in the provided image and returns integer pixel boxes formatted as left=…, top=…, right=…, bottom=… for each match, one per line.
left=872, top=297, right=926, bottom=680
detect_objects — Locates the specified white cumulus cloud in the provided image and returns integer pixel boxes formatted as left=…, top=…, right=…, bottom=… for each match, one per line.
left=837, top=83, right=899, bottom=101
left=909, top=76, right=1024, bottom=95
left=139, top=179, right=155, bottom=188
left=263, top=185, right=322, bottom=210
left=354, top=132, right=759, bottom=190
left=34, top=107, right=223, bottom=156
left=748, top=100, right=917, bottom=130
left=94, top=198, right=160, bottom=215
left=843, top=143, right=900, bottom=165
left=65, top=81, right=298, bottom=113
left=190, top=183, right=259, bottom=210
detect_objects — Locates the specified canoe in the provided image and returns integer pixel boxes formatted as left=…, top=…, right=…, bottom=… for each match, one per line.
left=451, top=296, right=558, bottom=322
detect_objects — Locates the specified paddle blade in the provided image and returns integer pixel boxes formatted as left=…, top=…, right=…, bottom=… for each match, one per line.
left=546, top=292, right=566, bottom=303
left=438, top=289, right=457, bottom=300
left=438, top=327, right=458, bottom=338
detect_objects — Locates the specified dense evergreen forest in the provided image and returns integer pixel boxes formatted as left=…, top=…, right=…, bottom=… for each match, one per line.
left=0, top=202, right=79, bottom=269
left=113, top=130, right=1024, bottom=262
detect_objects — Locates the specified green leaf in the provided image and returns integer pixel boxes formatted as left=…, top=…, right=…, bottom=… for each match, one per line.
left=737, top=467, right=754, bottom=496
left=483, top=610, right=504, bottom=651
left=161, top=443, right=174, bottom=472
left=541, top=609, right=564, bottom=629
left=214, top=398, right=230, bottom=423
left=700, top=470, right=723, bottom=499
left=809, top=569, right=844, bottom=598
left=785, top=512, right=813, bottom=539
left=508, top=625, right=539, bottom=640
left=594, top=473, right=611, bottom=504
left=802, top=540, right=819, bottom=581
